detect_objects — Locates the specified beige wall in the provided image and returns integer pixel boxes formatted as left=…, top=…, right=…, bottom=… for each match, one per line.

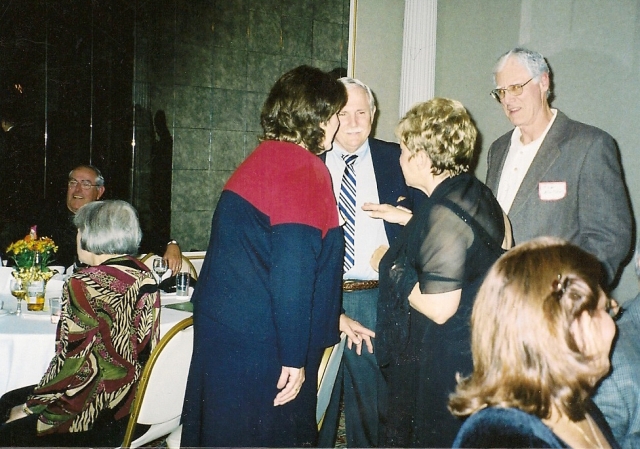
left=354, top=0, right=640, bottom=301
left=352, top=0, right=405, bottom=141
left=436, top=0, right=640, bottom=302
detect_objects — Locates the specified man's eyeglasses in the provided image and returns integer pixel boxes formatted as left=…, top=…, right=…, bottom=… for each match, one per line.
left=68, top=179, right=98, bottom=190
left=490, top=78, right=533, bottom=103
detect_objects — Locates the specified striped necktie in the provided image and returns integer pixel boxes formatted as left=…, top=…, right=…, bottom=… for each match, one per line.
left=339, top=154, right=358, bottom=272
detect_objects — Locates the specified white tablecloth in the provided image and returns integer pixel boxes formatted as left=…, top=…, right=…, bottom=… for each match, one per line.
left=0, top=292, right=193, bottom=397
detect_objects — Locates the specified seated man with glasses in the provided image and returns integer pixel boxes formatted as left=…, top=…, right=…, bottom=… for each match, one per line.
left=485, top=47, right=631, bottom=290
left=35, top=164, right=182, bottom=272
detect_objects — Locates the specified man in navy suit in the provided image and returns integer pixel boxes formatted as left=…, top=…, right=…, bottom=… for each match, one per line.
left=320, top=78, right=415, bottom=447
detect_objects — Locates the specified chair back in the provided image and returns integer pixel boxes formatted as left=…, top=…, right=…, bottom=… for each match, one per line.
left=316, top=333, right=346, bottom=428
left=182, top=251, right=206, bottom=277
left=140, top=253, right=198, bottom=281
left=121, top=316, right=194, bottom=448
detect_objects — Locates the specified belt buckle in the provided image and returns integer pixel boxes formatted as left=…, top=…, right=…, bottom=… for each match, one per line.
left=343, top=281, right=356, bottom=292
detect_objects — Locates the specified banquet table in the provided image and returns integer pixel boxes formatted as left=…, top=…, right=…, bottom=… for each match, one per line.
left=0, top=290, right=193, bottom=397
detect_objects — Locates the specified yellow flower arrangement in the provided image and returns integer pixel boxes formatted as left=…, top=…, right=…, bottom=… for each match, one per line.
left=6, top=226, right=59, bottom=283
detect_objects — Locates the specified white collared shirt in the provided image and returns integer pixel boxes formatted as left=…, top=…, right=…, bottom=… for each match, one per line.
left=326, top=140, right=389, bottom=280
left=497, top=109, right=558, bottom=213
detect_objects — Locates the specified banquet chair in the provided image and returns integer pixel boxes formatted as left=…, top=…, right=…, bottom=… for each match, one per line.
left=120, top=316, right=194, bottom=448
left=316, top=332, right=346, bottom=429
left=160, top=332, right=348, bottom=448
left=139, top=253, right=198, bottom=281
left=182, top=251, right=206, bottom=277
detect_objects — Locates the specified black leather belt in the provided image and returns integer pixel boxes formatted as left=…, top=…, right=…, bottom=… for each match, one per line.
left=342, top=280, right=379, bottom=292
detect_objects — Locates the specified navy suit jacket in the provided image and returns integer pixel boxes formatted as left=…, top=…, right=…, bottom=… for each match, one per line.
left=323, top=137, right=420, bottom=244
left=368, top=138, right=418, bottom=241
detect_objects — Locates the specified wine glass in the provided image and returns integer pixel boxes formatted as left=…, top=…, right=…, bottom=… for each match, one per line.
left=10, top=278, right=26, bottom=315
left=152, top=258, right=168, bottom=283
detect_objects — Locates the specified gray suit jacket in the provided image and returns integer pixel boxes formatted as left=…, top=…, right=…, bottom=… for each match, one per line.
left=593, top=294, right=640, bottom=449
left=486, top=110, right=632, bottom=284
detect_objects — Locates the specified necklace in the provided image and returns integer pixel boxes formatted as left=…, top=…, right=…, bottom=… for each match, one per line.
left=546, top=413, right=606, bottom=449
left=570, top=415, right=604, bottom=449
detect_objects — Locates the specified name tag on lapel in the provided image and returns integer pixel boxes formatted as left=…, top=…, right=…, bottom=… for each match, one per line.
left=538, top=181, right=567, bottom=201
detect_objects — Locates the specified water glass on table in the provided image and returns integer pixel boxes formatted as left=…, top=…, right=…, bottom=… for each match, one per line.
left=176, top=272, right=190, bottom=297
left=50, top=297, right=61, bottom=324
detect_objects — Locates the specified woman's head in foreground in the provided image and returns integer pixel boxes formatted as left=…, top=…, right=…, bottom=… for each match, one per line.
left=260, top=65, right=347, bottom=155
left=449, top=237, right=615, bottom=421
left=74, top=200, right=142, bottom=257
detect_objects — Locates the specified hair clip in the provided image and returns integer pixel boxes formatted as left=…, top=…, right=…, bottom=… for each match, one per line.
left=551, top=274, right=567, bottom=300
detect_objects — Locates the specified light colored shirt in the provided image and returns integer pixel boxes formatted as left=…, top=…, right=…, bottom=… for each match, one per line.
left=497, top=109, right=558, bottom=213
left=326, top=140, right=388, bottom=281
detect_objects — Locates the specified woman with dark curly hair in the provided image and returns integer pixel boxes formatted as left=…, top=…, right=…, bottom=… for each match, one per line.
left=450, top=237, right=619, bottom=448
left=180, top=65, right=347, bottom=447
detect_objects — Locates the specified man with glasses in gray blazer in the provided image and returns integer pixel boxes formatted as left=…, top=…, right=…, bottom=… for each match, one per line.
left=486, top=47, right=632, bottom=288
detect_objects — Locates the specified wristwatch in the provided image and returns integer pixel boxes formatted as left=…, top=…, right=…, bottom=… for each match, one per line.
left=167, top=239, right=178, bottom=246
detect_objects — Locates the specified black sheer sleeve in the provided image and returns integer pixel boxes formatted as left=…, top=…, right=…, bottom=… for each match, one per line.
left=413, top=203, right=473, bottom=294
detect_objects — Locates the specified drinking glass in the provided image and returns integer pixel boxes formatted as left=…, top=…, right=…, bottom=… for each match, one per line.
left=176, top=272, right=190, bottom=296
left=26, top=280, right=45, bottom=312
left=10, top=278, right=26, bottom=315
left=152, top=258, right=168, bottom=282
left=50, top=297, right=62, bottom=324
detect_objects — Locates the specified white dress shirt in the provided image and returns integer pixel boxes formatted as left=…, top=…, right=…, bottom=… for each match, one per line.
left=326, top=141, right=389, bottom=281
left=497, top=109, right=558, bottom=213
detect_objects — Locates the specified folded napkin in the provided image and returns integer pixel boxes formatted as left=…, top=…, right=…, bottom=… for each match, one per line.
left=46, top=278, right=65, bottom=300
left=48, top=266, right=66, bottom=276
left=164, top=302, right=193, bottom=312
left=0, top=267, right=14, bottom=295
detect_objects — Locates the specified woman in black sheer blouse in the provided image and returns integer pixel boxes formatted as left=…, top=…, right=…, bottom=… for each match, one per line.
left=368, top=98, right=511, bottom=448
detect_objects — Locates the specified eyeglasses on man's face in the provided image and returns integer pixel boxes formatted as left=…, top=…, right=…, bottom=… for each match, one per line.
left=490, top=78, right=534, bottom=103
left=68, top=179, right=98, bottom=190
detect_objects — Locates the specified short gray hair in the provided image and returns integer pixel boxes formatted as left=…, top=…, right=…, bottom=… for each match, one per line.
left=338, top=77, right=376, bottom=117
left=74, top=200, right=142, bottom=255
left=493, top=47, right=550, bottom=85
left=69, top=164, right=105, bottom=187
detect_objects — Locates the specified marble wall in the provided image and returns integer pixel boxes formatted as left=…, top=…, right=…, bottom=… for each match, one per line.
left=134, top=0, right=350, bottom=251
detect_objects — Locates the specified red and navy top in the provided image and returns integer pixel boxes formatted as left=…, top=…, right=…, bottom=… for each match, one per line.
left=193, top=140, right=343, bottom=367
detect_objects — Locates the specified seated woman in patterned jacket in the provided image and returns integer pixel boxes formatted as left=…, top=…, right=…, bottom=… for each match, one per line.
left=0, top=200, right=160, bottom=447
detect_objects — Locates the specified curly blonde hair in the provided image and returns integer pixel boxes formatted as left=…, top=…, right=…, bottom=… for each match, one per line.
left=395, top=98, right=477, bottom=176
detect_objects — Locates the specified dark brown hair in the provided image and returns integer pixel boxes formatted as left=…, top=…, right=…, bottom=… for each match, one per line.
left=260, top=65, right=347, bottom=155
